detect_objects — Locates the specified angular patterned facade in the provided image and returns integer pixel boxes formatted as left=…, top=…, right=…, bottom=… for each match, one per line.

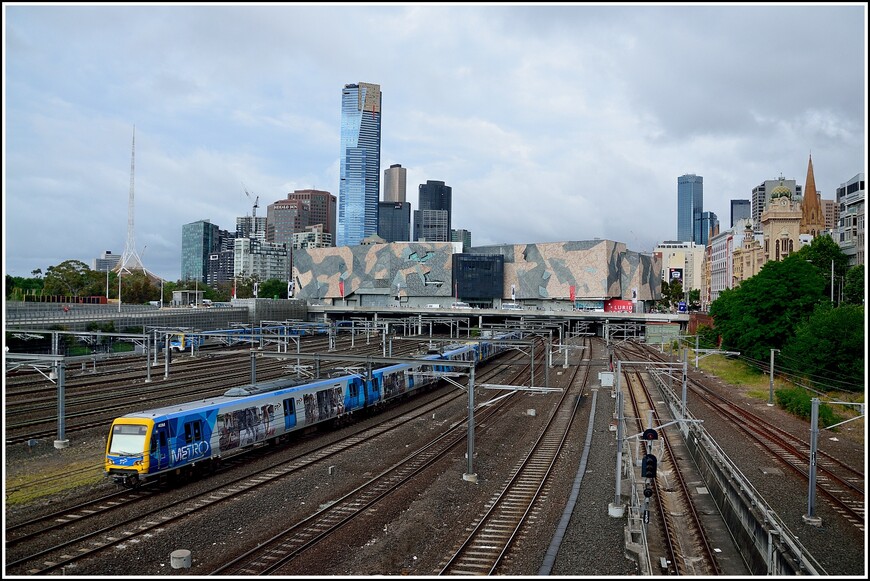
left=292, top=239, right=661, bottom=306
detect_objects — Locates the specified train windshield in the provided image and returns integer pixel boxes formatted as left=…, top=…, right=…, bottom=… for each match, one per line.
left=109, top=424, right=148, bottom=455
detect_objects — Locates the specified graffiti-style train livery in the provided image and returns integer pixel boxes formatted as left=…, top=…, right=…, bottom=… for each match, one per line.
left=105, top=330, right=519, bottom=487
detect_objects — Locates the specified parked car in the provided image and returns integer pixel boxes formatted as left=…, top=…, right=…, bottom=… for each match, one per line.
left=450, top=301, right=472, bottom=309
left=502, top=302, right=523, bottom=311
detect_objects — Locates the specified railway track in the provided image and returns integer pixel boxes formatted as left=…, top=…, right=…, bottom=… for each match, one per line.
left=4, top=350, right=526, bottom=574
left=437, top=336, right=591, bottom=575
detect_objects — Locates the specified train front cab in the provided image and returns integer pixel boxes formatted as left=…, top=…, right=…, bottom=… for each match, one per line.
left=105, top=417, right=165, bottom=487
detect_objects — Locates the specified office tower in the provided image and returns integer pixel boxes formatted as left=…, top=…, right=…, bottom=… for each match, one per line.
left=800, top=154, right=825, bottom=237
left=266, top=198, right=310, bottom=247
left=699, top=211, right=718, bottom=246
left=414, top=180, right=452, bottom=242
left=287, top=189, right=337, bottom=244
left=384, top=163, right=407, bottom=203
left=677, top=174, right=703, bottom=243
left=181, top=219, right=220, bottom=282
left=751, top=177, right=802, bottom=231
left=451, top=228, right=472, bottom=252
left=730, top=199, right=751, bottom=228
left=338, top=82, right=382, bottom=247
left=378, top=201, right=411, bottom=242
left=92, top=251, right=122, bottom=272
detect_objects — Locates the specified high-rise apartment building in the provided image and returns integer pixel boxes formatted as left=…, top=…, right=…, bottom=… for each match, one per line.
left=338, top=82, right=382, bottom=247
left=730, top=199, right=750, bottom=228
left=821, top=199, right=837, bottom=233
left=236, top=216, right=267, bottom=241
left=677, top=174, right=703, bottom=243
left=836, top=172, right=865, bottom=266
left=384, top=163, right=407, bottom=203
left=414, top=180, right=452, bottom=242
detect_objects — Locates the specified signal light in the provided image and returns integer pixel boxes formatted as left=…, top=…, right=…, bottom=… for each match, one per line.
left=642, top=453, right=658, bottom=478
left=642, top=428, right=658, bottom=441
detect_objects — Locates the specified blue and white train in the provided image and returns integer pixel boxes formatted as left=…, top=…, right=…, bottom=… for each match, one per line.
left=105, top=330, right=520, bottom=488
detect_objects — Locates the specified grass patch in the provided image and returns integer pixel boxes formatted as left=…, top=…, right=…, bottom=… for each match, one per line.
left=5, top=461, right=104, bottom=506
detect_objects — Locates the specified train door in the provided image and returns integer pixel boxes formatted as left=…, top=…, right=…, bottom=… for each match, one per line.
left=283, top=397, right=297, bottom=431
left=348, top=376, right=365, bottom=410
left=151, top=422, right=170, bottom=471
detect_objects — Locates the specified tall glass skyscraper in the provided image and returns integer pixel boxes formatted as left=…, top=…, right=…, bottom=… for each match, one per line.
left=677, top=174, right=703, bottom=243
left=338, top=82, right=382, bottom=247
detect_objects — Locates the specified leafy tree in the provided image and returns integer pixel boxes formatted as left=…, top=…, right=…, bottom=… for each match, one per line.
left=780, top=304, right=864, bottom=392
left=793, top=234, right=849, bottom=303
left=708, top=256, right=826, bottom=362
left=843, top=264, right=864, bottom=305
left=6, top=274, right=45, bottom=300
left=43, top=260, right=92, bottom=296
left=260, top=278, right=289, bottom=299
left=119, top=271, right=158, bottom=304
left=658, top=279, right=685, bottom=312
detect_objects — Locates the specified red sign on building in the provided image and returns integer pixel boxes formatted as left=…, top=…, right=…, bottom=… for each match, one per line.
left=604, top=299, right=634, bottom=313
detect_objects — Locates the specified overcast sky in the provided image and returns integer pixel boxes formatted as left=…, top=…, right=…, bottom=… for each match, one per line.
left=3, top=3, right=867, bottom=283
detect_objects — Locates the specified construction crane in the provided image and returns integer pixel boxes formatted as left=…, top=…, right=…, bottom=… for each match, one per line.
left=242, top=184, right=259, bottom=219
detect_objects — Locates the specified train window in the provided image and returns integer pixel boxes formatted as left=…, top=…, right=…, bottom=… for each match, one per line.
left=193, top=421, right=202, bottom=442
left=350, top=382, right=358, bottom=398
left=150, top=434, right=157, bottom=453
left=160, top=432, right=167, bottom=447
left=283, top=397, right=296, bottom=417
left=184, top=423, right=193, bottom=444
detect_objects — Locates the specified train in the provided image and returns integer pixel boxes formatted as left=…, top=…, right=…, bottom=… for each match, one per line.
left=105, top=329, right=520, bottom=488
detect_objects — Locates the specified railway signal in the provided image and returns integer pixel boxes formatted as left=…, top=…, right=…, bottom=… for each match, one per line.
left=642, top=453, right=658, bottom=478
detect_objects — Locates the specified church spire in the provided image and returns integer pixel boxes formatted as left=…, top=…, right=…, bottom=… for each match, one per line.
left=800, top=153, right=824, bottom=237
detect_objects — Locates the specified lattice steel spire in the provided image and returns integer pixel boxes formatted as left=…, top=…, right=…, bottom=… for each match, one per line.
left=115, top=125, right=150, bottom=276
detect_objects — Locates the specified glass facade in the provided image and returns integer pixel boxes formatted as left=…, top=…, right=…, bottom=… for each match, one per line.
left=378, top=201, right=411, bottom=242
left=338, top=83, right=382, bottom=247
left=415, top=180, right=452, bottom=241
left=730, top=199, right=751, bottom=228
left=181, top=220, right=219, bottom=282
left=452, top=254, right=504, bottom=303
left=677, top=174, right=703, bottom=243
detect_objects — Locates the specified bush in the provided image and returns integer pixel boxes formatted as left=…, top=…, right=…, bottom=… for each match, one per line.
left=775, top=387, right=841, bottom=428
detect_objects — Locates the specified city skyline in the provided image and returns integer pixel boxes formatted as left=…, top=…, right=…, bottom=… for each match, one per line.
left=3, top=3, right=866, bottom=282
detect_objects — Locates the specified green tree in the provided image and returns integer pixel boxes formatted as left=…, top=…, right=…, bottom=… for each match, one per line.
left=708, top=256, right=826, bottom=362
left=119, top=271, right=158, bottom=304
left=780, top=304, right=864, bottom=392
left=793, top=234, right=849, bottom=303
left=43, top=260, right=92, bottom=296
left=260, top=278, right=289, bottom=299
left=843, top=264, right=864, bottom=305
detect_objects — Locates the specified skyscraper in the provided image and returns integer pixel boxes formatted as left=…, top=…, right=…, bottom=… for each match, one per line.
left=384, top=163, right=407, bottom=203
left=414, top=180, right=452, bottom=242
left=338, top=82, right=382, bottom=247
left=182, top=219, right=220, bottom=282
left=677, top=174, right=703, bottom=243
left=730, top=199, right=751, bottom=228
